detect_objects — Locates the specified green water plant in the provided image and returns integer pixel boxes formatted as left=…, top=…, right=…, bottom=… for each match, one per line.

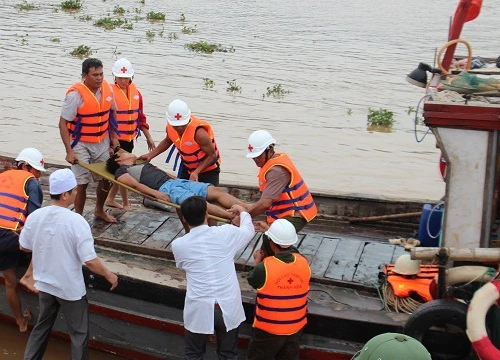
left=180, top=13, right=185, bottom=22
left=50, top=37, right=61, bottom=43
left=226, top=80, right=241, bottom=94
left=264, top=84, right=290, bottom=99
left=168, top=32, right=178, bottom=41
left=60, top=0, right=82, bottom=10
left=367, top=108, right=395, bottom=127
left=146, top=30, right=155, bottom=42
left=185, top=41, right=229, bottom=54
left=16, top=1, right=39, bottom=10
left=182, top=25, right=197, bottom=35
left=70, top=45, right=92, bottom=58
left=146, top=11, right=165, bottom=21
left=203, top=78, right=215, bottom=90
left=113, top=5, right=125, bottom=15
left=78, top=15, right=92, bottom=21
left=94, top=17, right=125, bottom=30
left=347, top=108, right=353, bottom=116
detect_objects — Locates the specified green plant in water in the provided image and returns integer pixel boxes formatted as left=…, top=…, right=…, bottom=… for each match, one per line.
left=185, top=41, right=229, bottom=54
left=146, top=11, right=165, bottom=21
left=146, top=30, right=155, bottom=42
left=140, top=0, right=145, bottom=4
left=60, top=0, right=82, bottom=10
left=94, top=17, right=125, bottom=30
left=180, top=13, right=185, bottom=22
left=113, top=5, right=125, bottom=15
left=123, top=22, right=133, bottom=30
left=168, top=32, right=178, bottom=41
left=203, top=78, right=215, bottom=90
left=50, top=37, right=61, bottom=43
left=226, top=80, right=241, bottom=94
left=347, top=108, right=353, bottom=116
left=70, top=45, right=92, bottom=58
left=264, top=84, right=290, bottom=99
left=406, top=106, right=415, bottom=115
left=78, top=15, right=92, bottom=21
left=16, top=1, right=39, bottom=10
left=182, top=25, right=197, bottom=35
left=366, top=108, right=395, bottom=128
left=158, top=26, right=165, bottom=38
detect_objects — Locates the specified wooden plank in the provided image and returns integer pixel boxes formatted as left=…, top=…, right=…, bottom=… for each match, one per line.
left=309, top=237, right=341, bottom=278
left=146, top=217, right=185, bottom=250
left=97, top=211, right=148, bottom=244
left=121, top=212, right=169, bottom=245
left=324, top=239, right=364, bottom=282
left=297, top=234, right=324, bottom=265
left=352, top=243, right=396, bottom=285
left=235, top=233, right=264, bottom=266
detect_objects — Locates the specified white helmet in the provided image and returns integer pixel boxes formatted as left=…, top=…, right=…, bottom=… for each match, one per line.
left=393, top=254, right=421, bottom=276
left=265, top=219, right=298, bottom=247
left=112, top=58, right=134, bottom=78
left=246, top=130, right=276, bottom=158
left=15, top=148, right=46, bottom=172
left=166, top=99, right=191, bottom=126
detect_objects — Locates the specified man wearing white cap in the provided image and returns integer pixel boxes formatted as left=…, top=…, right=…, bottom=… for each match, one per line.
left=20, top=169, right=118, bottom=360
left=0, top=148, right=46, bottom=332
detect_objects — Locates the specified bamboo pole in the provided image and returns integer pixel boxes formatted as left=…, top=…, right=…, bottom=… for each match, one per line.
left=411, top=247, right=500, bottom=262
left=348, top=212, right=422, bottom=223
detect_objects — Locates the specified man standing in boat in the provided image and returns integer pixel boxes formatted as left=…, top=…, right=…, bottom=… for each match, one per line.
left=233, top=130, right=317, bottom=257
left=172, top=196, right=255, bottom=360
left=0, top=148, right=45, bottom=332
left=20, top=169, right=118, bottom=360
left=246, top=219, right=310, bottom=360
left=59, top=57, right=120, bottom=223
left=105, top=58, right=155, bottom=210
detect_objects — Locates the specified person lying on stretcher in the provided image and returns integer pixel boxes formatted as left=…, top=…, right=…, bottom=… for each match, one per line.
left=106, top=152, right=247, bottom=220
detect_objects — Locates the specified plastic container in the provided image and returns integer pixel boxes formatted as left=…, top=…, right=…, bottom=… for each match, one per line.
left=418, top=204, right=444, bottom=247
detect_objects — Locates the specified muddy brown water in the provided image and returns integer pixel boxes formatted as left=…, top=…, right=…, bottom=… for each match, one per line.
left=0, top=1, right=499, bottom=201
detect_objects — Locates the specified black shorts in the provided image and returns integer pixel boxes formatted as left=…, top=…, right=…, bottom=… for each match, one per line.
left=179, top=165, right=220, bottom=186
left=119, top=140, right=134, bottom=153
left=0, top=230, right=21, bottom=271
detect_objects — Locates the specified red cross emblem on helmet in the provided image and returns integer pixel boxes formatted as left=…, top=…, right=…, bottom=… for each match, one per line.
left=40, top=159, right=45, bottom=166
left=120, top=66, right=128, bottom=73
left=174, top=113, right=183, bottom=120
left=248, top=144, right=254, bottom=152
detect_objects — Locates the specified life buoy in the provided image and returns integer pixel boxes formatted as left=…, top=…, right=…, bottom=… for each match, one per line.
left=466, top=280, right=500, bottom=360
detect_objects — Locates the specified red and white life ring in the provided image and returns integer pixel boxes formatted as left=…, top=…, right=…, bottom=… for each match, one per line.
left=466, top=280, right=500, bottom=360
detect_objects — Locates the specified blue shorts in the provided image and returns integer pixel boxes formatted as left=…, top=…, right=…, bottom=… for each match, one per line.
left=159, top=179, right=210, bottom=205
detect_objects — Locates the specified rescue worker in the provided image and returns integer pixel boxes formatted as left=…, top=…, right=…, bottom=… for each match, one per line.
left=0, top=148, right=45, bottom=332
left=232, top=130, right=317, bottom=257
left=59, top=57, right=120, bottom=223
left=105, top=58, right=155, bottom=210
left=246, top=219, right=310, bottom=360
left=353, top=333, right=431, bottom=360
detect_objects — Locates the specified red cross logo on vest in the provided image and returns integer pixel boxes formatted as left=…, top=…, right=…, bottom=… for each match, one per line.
left=287, top=278, right=294, bottom=284
left=174, top=113, right=182, bottom=120
left=120, top=66, right=128, bottom=73
left=248, top=144, right=254, bottom=152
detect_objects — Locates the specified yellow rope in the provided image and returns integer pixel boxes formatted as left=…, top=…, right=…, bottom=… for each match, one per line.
left=381, top=283, right=424, bottom=314
left=437, top=38, right=472, bottom=75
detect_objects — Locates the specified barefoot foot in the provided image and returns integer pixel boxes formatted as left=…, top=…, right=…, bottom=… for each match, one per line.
left=95, top=210, right=117, bottom=223
left=105, top=200, right=124, bottom=209
left=17, top=309, right=31, bottom=333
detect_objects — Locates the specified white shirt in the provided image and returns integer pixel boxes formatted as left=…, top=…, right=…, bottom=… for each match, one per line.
left=19, top=206, right=97, bottom=301
left=172, top=212, right=255, bottom=334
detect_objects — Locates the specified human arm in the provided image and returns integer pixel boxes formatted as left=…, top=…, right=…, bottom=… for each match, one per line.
left=140, top=126, right=156, bottom=152
left=190, top=127, right=217, bottom=182
left=138, top=136, right=172, bottom=162
left=85, top=258, right=118, bottom=291
left=117, top=173, right=171, bottom=203
left=247, top=262, right=266, bottom=289
left=59, top=116, right=77, bottom=165
left=25, top=179, right=43, bottom=215
left=246, top=166, right=290, bottom=217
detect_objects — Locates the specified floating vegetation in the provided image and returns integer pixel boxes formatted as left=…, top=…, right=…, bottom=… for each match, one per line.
left=16, top=33, right=29, bottom=46
left=146, top=30, right=155, bottom=42
left=182, top=25, right=197, bottom=35
left=407, top=106, right=424, bottom=125
left=168, top=32, right=178, bottom=41
left=134, top=7, right=142, bottom=14
left=123, top=22, right=133, bottom=30
left=347, top=108, right=353, bottom=116
left=203, top=78, right=215, bottom=90
left=226, top=80, right=241, bottom=94
left=50, top=37, right=61, bottom=43
left=113, top=5, right=125, bottom=15
left=146, top=11, right=165, bottom=21
left=140, top=0, right=145, bottom=4
left=60, top=0, right=82, bottom=10
left=16, top=1, right=39, bottom=11
left=78, top=15, right=92, bottom=21
left=263, top=84, right=291, bottom=99
left=94, top=17, right=125, bottom=30
left=158, top=26, right=165, bottom=37
left=180, top=13, right=185, bottom=22
left=70, top=45, right=92, bottom=58
left=185, top=41, right=231, bottom=54
left=367, top=108, right=395, bottom=129
left=112, top=46, right=121, bottom=56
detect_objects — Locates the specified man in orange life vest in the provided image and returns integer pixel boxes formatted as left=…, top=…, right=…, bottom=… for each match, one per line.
left=246, top=219, right=310, bottom=360
left=59, top=58, right=120, bottom=223
left=232, top=130, right=317, bottom=257
left=139, top=99, right=221, bottom=186
left=0, top=148, right=46, bottom=332
left=105, top=58, right=155, bottom=210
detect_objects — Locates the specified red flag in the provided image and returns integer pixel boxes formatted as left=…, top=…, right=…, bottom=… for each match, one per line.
left=464, top=0, right=482, bottom=22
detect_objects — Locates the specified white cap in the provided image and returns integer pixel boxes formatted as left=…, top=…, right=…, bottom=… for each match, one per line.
left=49, top=169, right=77, bottom=195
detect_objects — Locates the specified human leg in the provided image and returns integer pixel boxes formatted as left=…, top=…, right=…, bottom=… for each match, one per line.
left=24, top=292, right=60, bottom=360
left=206, top=187, right=248, bottom=209
left=275, top=330, right=302, bottom=360
left=74, top=183, right=88, bottom=215
left=3, top=267, right=30, bottom=332
left=20, top=261, right=38, bottom=294
left=60, top=295, right=90, bottom=360
left=105, top=184, right=123, bottom=208
left=95, top=179, right=116, bottom=223
left=246, top=328, right=284, bottom=360
left=184, top=328, right=208, bottom=360
left=214, top=307, right=239, bottom=360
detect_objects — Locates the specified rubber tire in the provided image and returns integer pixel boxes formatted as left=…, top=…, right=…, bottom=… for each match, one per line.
left=404, top=299, right=477, bottom=360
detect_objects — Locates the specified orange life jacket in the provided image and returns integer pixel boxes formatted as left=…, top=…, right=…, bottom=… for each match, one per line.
left=66, top=80, right=113, bottom=147
left=0, top=170, right=34, bottom=231
left=254, top=254, right=310, bottom=335
left=114, top=83, right=140, bottom=142
left=258, top=153, right=317, bottom=224
left=383, top=265, right=439, bottom=302
left=166, top=116, right=221, bottom=174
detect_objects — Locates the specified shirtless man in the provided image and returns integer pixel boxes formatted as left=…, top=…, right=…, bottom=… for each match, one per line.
left=106, top=153, right=248, bottom=220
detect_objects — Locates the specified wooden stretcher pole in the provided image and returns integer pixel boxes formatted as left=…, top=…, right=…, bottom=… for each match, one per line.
left=411, top=247, right=500, bottom=262
left=348, top=212, right=422, bottom=223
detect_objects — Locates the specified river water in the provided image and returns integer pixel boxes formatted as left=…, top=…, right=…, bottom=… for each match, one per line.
left=1, top=0, right=499, bottom=202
